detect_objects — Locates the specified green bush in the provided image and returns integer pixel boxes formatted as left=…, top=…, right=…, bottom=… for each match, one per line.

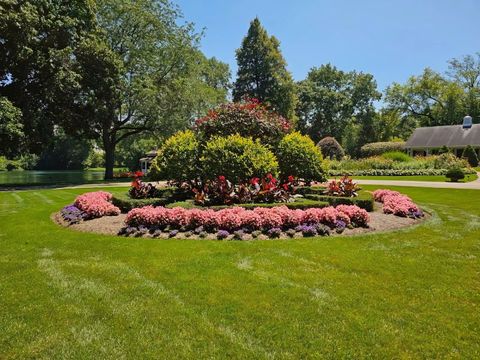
left=462, top=145, right=479, bottom=167
left=0, top=156, right=7, bottom=171
left=17, top=153, right=39, bottom=170
left=445, top=167, right=465, bottom=182
left=302, top=190, right=374, bottom=211
left=277, top=132, right=326, bottom=183
left=149, top=130, right=199, bottom=182
left=381, top=151, right=412, bottom=162
left=166, top=198, right=330, bottom=210
left=200, top=134, right=279, bottom=183
left=317, top=137, right=345, bottom=160
left=360, top=141, right=405, bottom=157
left=433, top=153, right=469, bottom=169
left=112, top=195, right=170, bottom=212
left=112, top=187, right=189, bottom=211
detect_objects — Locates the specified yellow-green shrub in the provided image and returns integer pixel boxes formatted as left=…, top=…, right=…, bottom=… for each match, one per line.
left=200, top=134, right=278, bottom=183
left=149, top=130, right=199, bottom=182
left=277, top=132, right=326, bottom=183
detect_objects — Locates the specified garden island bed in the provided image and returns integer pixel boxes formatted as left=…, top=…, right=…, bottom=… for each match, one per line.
left=53, top=188, right=428, bottom=240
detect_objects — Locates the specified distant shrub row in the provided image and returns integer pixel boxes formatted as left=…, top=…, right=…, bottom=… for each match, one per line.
left=360, top=141, right=405, bottom=157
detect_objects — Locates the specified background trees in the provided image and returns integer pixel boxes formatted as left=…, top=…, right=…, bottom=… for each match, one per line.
left=233, top=18, right=297, bottom=121
left=0, top=0, right=230, bottom=178
left=384, top=54, right=480, bottom=133
left=296, top=64, right=381, bottom=155
left=0, top=0, right=96, bottom=155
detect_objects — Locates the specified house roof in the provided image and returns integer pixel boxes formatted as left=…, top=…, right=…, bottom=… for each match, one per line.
left=405, top=124, right=480, bottom=148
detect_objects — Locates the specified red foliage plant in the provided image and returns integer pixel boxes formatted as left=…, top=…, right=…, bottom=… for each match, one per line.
left=325, top=176, right=359, bottom=197
left=194, top=98, right=291, bottom=145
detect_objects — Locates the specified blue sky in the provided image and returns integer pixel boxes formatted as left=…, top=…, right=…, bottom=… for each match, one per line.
left=176, top=0, right=479, bottom=92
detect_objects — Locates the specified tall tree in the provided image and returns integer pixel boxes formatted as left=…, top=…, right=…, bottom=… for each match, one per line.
left=0, top=0, right=96, bottom=154
left=296, top=64, right=381, bottom=147
left=0, top=97, right=24, bottom=158
left=233, top=18, right=297, bottom=120
left=62, top=0, right=229, bottom=179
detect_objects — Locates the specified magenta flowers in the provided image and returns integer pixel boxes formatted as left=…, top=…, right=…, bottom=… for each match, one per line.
left=372, top=189, right=423, bottom=218
left=74, top=191, right=120, bottom=219
left=125, top=204, right=370, bottom=232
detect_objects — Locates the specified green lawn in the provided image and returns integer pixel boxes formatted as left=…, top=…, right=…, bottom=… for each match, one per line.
left=1, top=186, right=479, bottom=358
left=352, top=173, right=478, bottom=182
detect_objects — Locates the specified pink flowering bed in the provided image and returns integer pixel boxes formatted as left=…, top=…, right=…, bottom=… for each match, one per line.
left=73, top=191, right=120, bottom=219
left=372, top=189, right=423, bottom=218
left=123, top=204, right=369, bottom=238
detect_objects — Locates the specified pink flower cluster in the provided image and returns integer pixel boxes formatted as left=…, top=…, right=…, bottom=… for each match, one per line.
left=125, top=204, right=370, bottom=231
left=74, top=191, right=120, bottom=218
left=372, top=189, right=422, bottom=218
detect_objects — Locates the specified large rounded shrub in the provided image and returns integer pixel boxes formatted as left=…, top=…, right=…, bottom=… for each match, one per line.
left=194, top=99, right=291, bottom=145
left=149, top=130, right=199, bottom=183
left=200, top=134, right=278, bottom=183
left=277, top=132, right=326, bottom=183
left=317, top=137, right=345, bottom=160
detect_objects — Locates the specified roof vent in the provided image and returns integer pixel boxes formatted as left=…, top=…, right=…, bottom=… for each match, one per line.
left=463, top=115, right=472, bottom=129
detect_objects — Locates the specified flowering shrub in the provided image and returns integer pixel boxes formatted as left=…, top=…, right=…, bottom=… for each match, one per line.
left=74, top=191, right=120, bottom=219
left=125, top=204, right=370, bottom=233
left=325, top=176, right=359, bottom=197
left=195, top=98, right=291, bottom=146
left=373, top=189, right=423, bottom=218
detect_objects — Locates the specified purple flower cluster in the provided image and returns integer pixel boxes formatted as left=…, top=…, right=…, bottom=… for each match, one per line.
left=60, top=204, right=87, bottom=225
left=217, top=230, right=230, bottom=239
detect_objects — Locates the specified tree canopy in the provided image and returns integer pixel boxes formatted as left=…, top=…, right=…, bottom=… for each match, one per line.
left=233, top=18, right=297, bottom=121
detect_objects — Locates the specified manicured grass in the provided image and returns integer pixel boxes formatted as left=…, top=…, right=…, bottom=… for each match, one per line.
left=352, top=173, right=478, bottom=182
left=1, top=186, right=480, bottom=358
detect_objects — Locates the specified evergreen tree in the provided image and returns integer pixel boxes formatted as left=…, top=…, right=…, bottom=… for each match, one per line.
left=233, top=18, right=297, bottom=120
left=462, top=145, right=479, bottom=167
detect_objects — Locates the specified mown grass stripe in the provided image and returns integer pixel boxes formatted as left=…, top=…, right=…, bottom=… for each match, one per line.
left=32, top=192, right=54, bottom=205
left=62, top=257, right=279, bottom=359
left=10, top=193, right=24, bottom=204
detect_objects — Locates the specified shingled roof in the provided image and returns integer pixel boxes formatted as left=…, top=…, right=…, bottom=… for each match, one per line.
left=405, top=124, right=480, bottom=148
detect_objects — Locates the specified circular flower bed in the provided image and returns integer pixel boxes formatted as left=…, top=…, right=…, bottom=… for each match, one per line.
left=56, top=189, right=426, bottom=240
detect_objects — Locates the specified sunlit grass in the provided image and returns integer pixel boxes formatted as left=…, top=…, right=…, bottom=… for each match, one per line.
left=0, top=186, right=479, bottom=358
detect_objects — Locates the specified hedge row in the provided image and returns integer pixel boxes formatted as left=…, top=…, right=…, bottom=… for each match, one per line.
left=112, top=187, right=189, bottom=212
left=303, top=192, right=374, bottom=212
left=329, top=168, right=476, bottom=177
left=360, top=142, right=405, bottom=157
left=166, top=198, right=330, bottom=210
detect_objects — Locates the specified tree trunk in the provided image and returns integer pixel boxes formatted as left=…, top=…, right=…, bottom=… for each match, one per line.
left=103, top=134, right=116, bottom=180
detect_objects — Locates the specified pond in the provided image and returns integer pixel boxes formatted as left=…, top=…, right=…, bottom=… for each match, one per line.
left=0, top=170, right=111, bottom=186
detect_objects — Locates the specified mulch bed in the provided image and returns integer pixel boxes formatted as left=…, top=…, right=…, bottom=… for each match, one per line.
left=52, top=202, right=428, bottom=240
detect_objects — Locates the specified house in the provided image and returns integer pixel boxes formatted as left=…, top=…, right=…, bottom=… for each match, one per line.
left=405, top=116, right=480, bottom=157
left=139, top=150, right=157, bottom=174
